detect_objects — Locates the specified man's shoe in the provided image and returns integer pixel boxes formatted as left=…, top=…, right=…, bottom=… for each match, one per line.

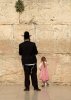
left=34, top=88, right=41, bottom=91
left=24, top=88, right=29, bottom=91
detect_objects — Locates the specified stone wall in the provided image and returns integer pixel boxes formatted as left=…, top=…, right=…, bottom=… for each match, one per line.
left=0, top=0, right=71, bottom=85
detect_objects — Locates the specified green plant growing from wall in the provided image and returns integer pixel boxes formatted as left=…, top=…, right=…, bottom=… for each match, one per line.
left=15, top=0, right=24, bottom=23
left=15, top=0, right=24, bottom=13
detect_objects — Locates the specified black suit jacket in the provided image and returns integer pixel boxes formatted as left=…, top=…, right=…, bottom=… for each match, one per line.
left=19, top=41, right=38, bottom=65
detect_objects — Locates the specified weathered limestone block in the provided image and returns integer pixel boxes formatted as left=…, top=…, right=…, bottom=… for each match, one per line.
left=20, top=2, right=54, bottom=24
left=20, top=3, right=38, bottom=24
left=51, top=54, right=71, bottom=84
left=0, top=57, right=24, bottom=84
left=0, top=0, right=16, bottom=3
left=0, top=25, right=13, bottom=40
left=0, top=39, right=24, bottom=84
left=62, top=64, right=71, bottom=83
left=58, top=54, right=71, bottom=82
left=0, top=40, right=18, bottom=55
left=50, top=3, right=71, bottom=24
left=13, top=24, right=36, bottom=43
left=0, top=2, right=19, bottom=24
left=59, top=0, right=71, bottom=5
left=20, top=1, right=71, bottom=24
left=36, top=25, right=71, bottom=53
left=52, top=68, right=62, bottom=83
left=24, top=0, right=71, bottom=4
left=0, top=56, right=22, bottom=75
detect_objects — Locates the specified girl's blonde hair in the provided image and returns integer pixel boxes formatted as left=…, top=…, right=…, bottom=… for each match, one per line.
left=41, top=56, right=47, bottom=67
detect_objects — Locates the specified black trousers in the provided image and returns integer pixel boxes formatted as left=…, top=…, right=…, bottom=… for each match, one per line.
left=23, top=64, right=38, bottom=89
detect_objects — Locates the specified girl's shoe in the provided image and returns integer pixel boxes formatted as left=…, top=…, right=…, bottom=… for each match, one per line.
left=46, top=83, right=49, bottom=86
left=41, top=84, right=45, bottom=87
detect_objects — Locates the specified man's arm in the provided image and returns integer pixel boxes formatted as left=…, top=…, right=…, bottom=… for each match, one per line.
left=33, top=43, right=38, bottom=55
left=19, top=44, right=22, bottom=55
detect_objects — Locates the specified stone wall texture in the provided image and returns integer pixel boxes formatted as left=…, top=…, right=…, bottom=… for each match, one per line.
left=0, top=0, right=71, bottom=85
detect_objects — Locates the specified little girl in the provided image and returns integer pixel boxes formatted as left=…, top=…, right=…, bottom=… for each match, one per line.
left=39, top=56, right=49, bottom=87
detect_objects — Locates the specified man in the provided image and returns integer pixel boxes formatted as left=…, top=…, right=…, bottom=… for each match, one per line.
left=19, top=31, right=41, bottom=91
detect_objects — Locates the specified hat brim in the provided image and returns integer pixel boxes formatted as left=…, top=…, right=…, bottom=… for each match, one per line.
left=21, top=35, right=31, bottom=36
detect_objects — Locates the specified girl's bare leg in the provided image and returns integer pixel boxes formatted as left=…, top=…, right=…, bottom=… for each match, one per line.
left=41, top=81, right=45, bottom=87
left=46, top=81, right=49, bottom=86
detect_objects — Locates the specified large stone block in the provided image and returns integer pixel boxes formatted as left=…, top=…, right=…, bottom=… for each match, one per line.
left=0, top=25, right=13, bottom=40
left=0, top=39, right=24, bottom=84
left=24, top=0, right=56, bottom=4
left=0, top=40, right=18, bottom=55
left=0, top=0, right=16, bottom=2
left=59, top=0, right=71, bottom=5
left=20, top=3, right=38, bottom=24
left=0, top=2, right=19, bottom=24
left=0, top=55, right=23, bottom=84
left=20, top=1, right=71, bottom=24
left=52, top=54, right=71, bottom=84
left=36, top=25, right=71, bottom=53
left=23, top=0, right=71, bottom=5
left=20, top=2, right=55, bottom=24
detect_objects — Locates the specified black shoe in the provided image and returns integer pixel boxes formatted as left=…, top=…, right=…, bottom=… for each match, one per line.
left=34, top=88, right=41, bottom=91
left=24, top=88, right=29, bottom=91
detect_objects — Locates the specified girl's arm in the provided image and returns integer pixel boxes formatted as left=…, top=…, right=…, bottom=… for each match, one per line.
left=39, top=63, right=42, bottom=71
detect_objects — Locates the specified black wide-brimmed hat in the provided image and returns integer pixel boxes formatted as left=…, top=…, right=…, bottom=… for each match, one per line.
left=22, top=31, right=31, bottom=39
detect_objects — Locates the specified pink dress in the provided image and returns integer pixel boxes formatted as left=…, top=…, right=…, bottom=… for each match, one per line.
left=39, top=62, right=49, bottom=82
